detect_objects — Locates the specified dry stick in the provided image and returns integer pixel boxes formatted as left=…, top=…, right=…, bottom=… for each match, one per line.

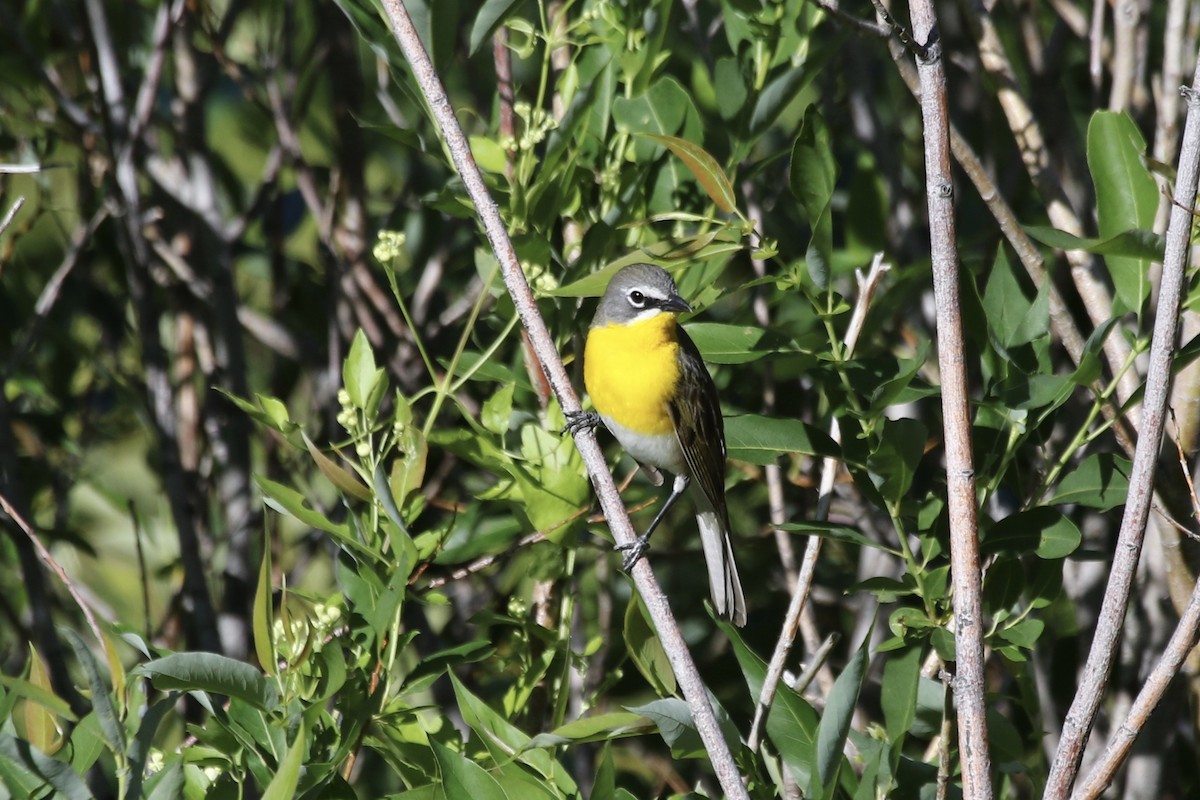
left=747, top=254, right=889, bottom=751
left=0, top=493, right=107, bottom=649
left=0, top=196, right=24, bottom=237
left=907, top=3, right=993, bottom=797
left=378, top=2, right=749, bottom=796
left=5, top=206, right=112, bottom=379
left=1044, top=65, right=1200, bottom=799
left=1107, top=0, right=1139, bottom=111
left=1071, top=432, right=1200, bottom=799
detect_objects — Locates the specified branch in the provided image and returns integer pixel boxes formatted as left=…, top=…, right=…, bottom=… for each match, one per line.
left=377, top=2, right=749, bottom=796
left=748, top=253, right=889, bottom=751
left=1070, top=432, right=1200, bottom=798
left=0, top=493, right=107, bottom=650
left=905, top=4, right=992, bottom=796
left=1045, top=62, right=1200, bottom=799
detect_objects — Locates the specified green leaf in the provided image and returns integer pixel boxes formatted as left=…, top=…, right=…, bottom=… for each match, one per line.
left=61, top=628, right=124, bottom=754
left=727, top=622, right=820, bottom=795
left=344, top=329, right=380, bottom=409
left=255, top=476, right=377, bottom=558
left=1087, top=111, right=1159, bottom=314
left=983, top=507, right=1082, bottom=559
left=0, top=675, right=74, bottom=722
left=868, top=417, right=927, bottom=506
left=591, top=743, right=616, bottom=800
left=468, top=0, right=528, bottom=55
left=724, top=414, right=842, bottom=465
left=390, top=421, right=429, bottom=508
left=1046, top=452, right=1132, bottom=511
left=448, top=673, right=532, bottom=758
left=262, top=719, right=307, bottom=800
left=623, top=598, right=677, bottom=696
left=20, top=646, right=63, bottom=755
left=124, top=698, right=175, bottom=800
left=304, top=433, right=372, bottom=501
left=1023, top=226, right=1165, bottom=261
left=750, top=64, right=816, bottom=137
left=0, top=731, right=91, bottom=800
left=529, top=712, right=650, bottom=748
left=683, top=322, right=803, bottom=365
left=998, top=617, right=1045, bottom=650
left=138, top=652, right=281, bottom=711
left=713, top=57, right=748, bottom=121
left=641, top=133, right=737, bottom=213
left=612, top=78, right=689, bottom=160
left=881, top=646, right=921, bottom=743
left=253, top=541, right=275, bottom=675
left=775, top=521, right=902, bottom=556
left=481, top=383, right=514, bottom=435
left=144, top=758, right=185, bottom=800
left=431, top=739, right=507, bottom=800
left=790, top=106, right=837, bottom=289
left=0, top=744, right=46, bottom=799
left=816, top=632, right=869, bottom=790
left=215, top=389, right=298, bottom=436
left=982, top=248, right=1047, bottom=348
left=624, top=698, right=704, bottom=758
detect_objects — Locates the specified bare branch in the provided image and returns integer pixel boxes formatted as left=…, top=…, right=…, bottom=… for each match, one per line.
left=377, top=2, right=750, bottom=795
left=906, top=3, right=992, bottom=795
left=1046, top=62, right=1200, bottom=799
left=748, top=254, right=889, bottom=751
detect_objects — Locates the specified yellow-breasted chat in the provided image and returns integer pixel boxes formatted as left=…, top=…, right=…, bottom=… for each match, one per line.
left=565, top=263, right=747, bottom=626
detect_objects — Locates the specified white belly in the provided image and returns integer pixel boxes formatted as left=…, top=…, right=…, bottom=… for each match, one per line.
left=601, top=414, right=686, bottom=475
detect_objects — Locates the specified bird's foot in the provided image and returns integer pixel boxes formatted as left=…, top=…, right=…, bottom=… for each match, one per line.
left=562, top=410, right=601, bottom=436
left=615, top=535, right=652, bottom=571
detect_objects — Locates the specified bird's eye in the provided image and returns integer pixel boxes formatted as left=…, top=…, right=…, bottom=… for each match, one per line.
left=628, top=290, right=646, bottom=307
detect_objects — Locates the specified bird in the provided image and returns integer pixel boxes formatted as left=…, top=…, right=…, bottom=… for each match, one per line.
left=564, top=263, right=746, bottom=626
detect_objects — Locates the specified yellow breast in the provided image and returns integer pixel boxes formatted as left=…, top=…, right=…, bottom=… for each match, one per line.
left=584, top=314, right=681, bottom=436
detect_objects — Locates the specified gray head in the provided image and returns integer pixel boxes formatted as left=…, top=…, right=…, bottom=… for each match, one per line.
left=591, top=263, right=692, bottom=327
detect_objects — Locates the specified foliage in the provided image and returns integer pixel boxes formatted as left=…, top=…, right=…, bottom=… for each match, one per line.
left=1, top=0, right=1198, bottom=798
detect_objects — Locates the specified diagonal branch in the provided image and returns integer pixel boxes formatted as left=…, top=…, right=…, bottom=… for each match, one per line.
left=377, top=1, right=749, bottom=796
left=1045, top=60, right=1200, bottom=800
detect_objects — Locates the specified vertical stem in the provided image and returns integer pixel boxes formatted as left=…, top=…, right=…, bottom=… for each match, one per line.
left=906, top=3, right=992, bottom=797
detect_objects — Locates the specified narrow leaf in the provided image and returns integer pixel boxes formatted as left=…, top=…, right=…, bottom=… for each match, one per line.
left=816, top=632, right=869, bottom=789
left=642, top=133, right=737, bottom=213
left=304, top=433, right=371, bottom=501
left=262, top=719, right=307, bottom=800
left=138, top=652, right=281, bottom=711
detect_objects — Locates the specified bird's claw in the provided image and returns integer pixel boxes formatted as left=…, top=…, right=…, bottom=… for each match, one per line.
left=562, top=410, right=601, bottom=437
left=615, top=535, right=652, bottom=571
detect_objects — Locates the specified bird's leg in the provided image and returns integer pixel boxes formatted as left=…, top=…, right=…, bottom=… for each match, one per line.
left=616, top=475, right=689, bottom=571
left=562, top=410, right=602, bottom=436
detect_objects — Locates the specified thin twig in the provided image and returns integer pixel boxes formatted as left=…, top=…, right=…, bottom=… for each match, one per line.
left=748, top=254, right=889, bottom=750
left=5, top=206, right=111, bottom=380
left=1072, top=504, right=1200, bottom=800
left=906, top=3, right=992, bottom=795
left=867, top=0, right=933, bottom=61
left=0, top=493, right=107, bottom=649
left=377, top=2, right=749, bottom=796
left=0, top=196, right=25, bottom=237
left=1045, top=65, right=1200, bottom=798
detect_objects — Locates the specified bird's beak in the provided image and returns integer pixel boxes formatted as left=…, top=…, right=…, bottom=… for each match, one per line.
left=661, top=293, right=692, bottom=314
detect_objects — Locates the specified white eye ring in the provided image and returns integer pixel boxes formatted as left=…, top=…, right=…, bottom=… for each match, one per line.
left=628, top=290, right=646, bottom=307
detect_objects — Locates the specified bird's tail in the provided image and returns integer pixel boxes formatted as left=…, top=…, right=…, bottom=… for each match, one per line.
left=697, top=509, right=747, bottom=626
